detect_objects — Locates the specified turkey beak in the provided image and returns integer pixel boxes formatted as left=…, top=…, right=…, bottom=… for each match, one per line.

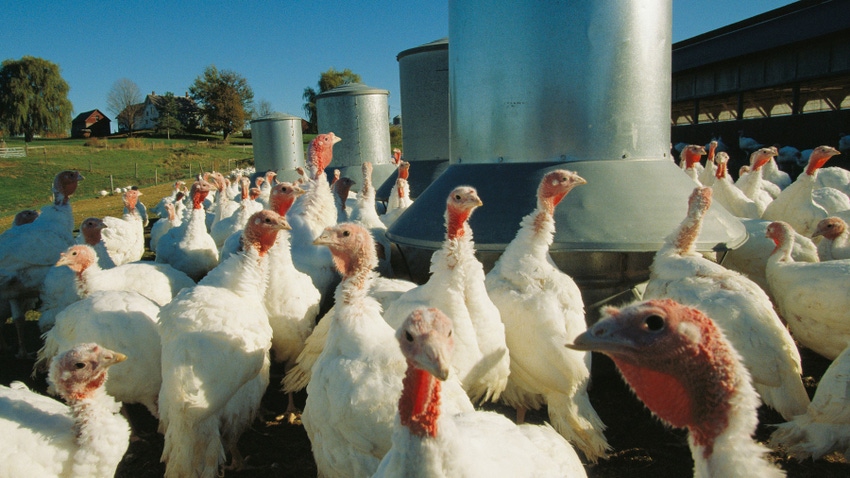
left=101, top=349, right=128, bottom=368
left=56, top=253, right=71, bottom=267
left=292, top=185, right=306, bottom=197
left=330, top=133, right=342, bottom=145
left=279, top=218, right=292, bottom=231
left=573, top=175, right=587, bottom=186
left=419, top=337, right=452, bottom=381
left=312, top=230, right=334, bottom=246
left=566, top=318, right=634, bottom=355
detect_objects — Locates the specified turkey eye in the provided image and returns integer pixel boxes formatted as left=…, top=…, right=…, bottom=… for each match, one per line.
left=74, top=362, right=86, bottom=369
left=644, top=315, right=665, bottom=331
left=455, top=194, right=461, bottom=200
left=405, top=331, right=413, bottom=342
left=343, top=230, right=350, bottom=237
left=447, top=330, right=452, bottom=337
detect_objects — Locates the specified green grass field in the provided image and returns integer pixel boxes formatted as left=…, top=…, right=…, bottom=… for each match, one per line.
left=0, top=134, right=299, bottom=232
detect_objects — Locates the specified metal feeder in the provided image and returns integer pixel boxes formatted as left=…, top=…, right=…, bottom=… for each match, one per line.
left=377, top=38, right=451, bottom=202
left=250, top=112, right=305, bottom=183
left=316, top=83, right=397, bottom=187
left=386, top=0, right=746, bottom=309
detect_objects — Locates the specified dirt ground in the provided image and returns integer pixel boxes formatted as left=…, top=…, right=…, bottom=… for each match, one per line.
left=2, top=319, right=848, bottom=478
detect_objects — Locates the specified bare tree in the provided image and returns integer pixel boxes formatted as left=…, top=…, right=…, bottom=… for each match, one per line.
left=254, top=99, right=273, bottom=118
left=107, top=78, right=143, bottom=134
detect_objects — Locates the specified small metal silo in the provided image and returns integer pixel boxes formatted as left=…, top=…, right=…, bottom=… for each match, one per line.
left=316, top=83, right=396, bottom=187
left=377, top=38, right=451, bottom=201
left=386, top=0, right=747, bottom=309
left=250, top=112, right=305, bottom=183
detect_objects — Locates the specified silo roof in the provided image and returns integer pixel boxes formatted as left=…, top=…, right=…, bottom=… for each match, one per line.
left=250, top=112, right=302, bottom=123
left=316, top=83, right=389, bottom=98
left=397, top=37, right=449, bottom=61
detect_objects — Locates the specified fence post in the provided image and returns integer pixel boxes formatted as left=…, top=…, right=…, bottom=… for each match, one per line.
left=110, top=175, right=114, bottom=193
left=135, top=163, right=138, bottom=179
left=189, top=163, right=193, bottom=178
left=155, top=168, right=158, bottom=185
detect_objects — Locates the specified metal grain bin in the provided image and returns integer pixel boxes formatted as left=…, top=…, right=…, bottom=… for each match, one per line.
left=377, top=38, right=451, bottom=201
left=316, top=83, right=396, bottom=187
left=250, top=112, right=305, bottom=183
left=386, top=0, right=746, bottom=309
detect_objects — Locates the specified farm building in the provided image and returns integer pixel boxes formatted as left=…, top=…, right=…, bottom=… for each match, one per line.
left=118, top=92, right=200, bottom=133
left=70, top=109, right=110, bottom=138
left=670, top=0, right=850, bottom=172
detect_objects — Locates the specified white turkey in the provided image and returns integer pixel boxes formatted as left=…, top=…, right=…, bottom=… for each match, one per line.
left=280, top=274, right=416, bottom=397
left=735, top=146, right=778, bottom=215
left=710, top=152, right=761, bottom=219
left=100, top=189, right=145, bottom=266
left=738, top=130, right=764, bottom=156
left=350, top=161, right=394, bottom=277
left=569, top=299, right=785, bottom=478
left=485, top=169, right=610, bottom=462
left=813, top=216, right=850, bottom=261
left=374, top=307, right=587, bottom=478
left=384, top=186, right=511, bottom=405
left=262, top=182, right=321, bottom=422
left=150, top=180, right=186, bottom=218
left=770, top=343, right=850, bottom=462
left=39, top=216, right=114, bottom=333
left=155, top=179, right=219, bottom=281
left=158, top=210, right=286, bottom=477
left=0, top=170, right=83, bottom=357
left=679, top=144, right=706, bottom=184
left=0, top=343, right=129, bottom=478
left=287, top=132, right=342, bottom=312
left=36, top=290, right=163, bottom=417
left=302, top=223, right=470, bottom=478
left=720, top=218, right=819, bottom=296
left=762, top=145, right=843, bottom=237
left=380, top=161, right=413, bottom=228
left=55, top=244, right=194, bottom=306
left=211, top=175, right=264, bottom=248
left=644, top=186, right=809, bottom=420
left=149, top=202, right=181, bottom=253
left=762, top=152, right=792, bottom=191
left=208, top=172, right=239, bottom=232
left=331, top=176, right=356, bottom=223
left=698, top=139, right=719, bottom=187
left=765, top=221, right=850, bottom=360
left=77, top=217, right=116, bottom=269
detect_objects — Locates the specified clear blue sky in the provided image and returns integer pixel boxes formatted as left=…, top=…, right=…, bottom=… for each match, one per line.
left=2, top=0, right=796, bottom=131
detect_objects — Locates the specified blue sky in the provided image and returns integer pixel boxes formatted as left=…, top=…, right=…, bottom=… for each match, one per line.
left=1, top=0, right=796, bottom=130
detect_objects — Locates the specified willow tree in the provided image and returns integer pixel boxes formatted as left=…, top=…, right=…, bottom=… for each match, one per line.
left=189, top=65, right=253, bottom=141
left=0, top=56, right=73, bottom=142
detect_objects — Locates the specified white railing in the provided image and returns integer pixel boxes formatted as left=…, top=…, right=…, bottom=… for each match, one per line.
left=0, top=147, right=25, bottom=158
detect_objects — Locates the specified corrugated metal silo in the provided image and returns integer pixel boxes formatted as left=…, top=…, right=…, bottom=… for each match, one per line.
left=250, top=112, right=305, bottom=183
left=377, top=38, right=451, bottom=201
left=316, top=83, right=397, bottom=187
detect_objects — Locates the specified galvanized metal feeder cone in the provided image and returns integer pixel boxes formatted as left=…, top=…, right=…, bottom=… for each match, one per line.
left=386, top=0, right=747, bottom=308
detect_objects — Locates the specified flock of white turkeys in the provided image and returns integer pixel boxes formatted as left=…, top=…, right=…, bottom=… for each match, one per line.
left=0, top=132, right=849, bottom=478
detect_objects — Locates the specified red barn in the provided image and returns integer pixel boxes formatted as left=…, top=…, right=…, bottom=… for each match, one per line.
left=71, top=109, right=111, bottom=138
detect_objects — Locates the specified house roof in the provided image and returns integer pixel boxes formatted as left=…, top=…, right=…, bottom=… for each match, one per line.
left=72, top=109, right=109, bottom=122
left=672, top=0, right=850, bottom=74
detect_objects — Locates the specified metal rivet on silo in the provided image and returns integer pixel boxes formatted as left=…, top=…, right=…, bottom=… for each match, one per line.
left=498, top=156, right=504, bottom=163
left=560, top=155, right=567, bottom=161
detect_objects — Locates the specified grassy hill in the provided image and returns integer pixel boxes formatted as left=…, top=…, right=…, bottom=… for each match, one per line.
left=0, top=134, right=316, bottom=232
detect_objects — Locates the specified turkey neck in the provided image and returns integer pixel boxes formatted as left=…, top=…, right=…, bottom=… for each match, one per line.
left=445, top=207, right=473, bottom=241
left=398, top=364, right=441, bottom=438
left=68, top=386, right=126, bottom=476
left=336, top=255, right=374, bottom=304
left=768, top=227, right=795, bottom=263
left=669, top=199, right=708, bottom=255
left=611, top=332, right=737, bottom=461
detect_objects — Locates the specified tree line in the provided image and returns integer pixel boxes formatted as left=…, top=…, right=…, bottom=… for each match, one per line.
left=0, top=56, right=364, bottom=142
